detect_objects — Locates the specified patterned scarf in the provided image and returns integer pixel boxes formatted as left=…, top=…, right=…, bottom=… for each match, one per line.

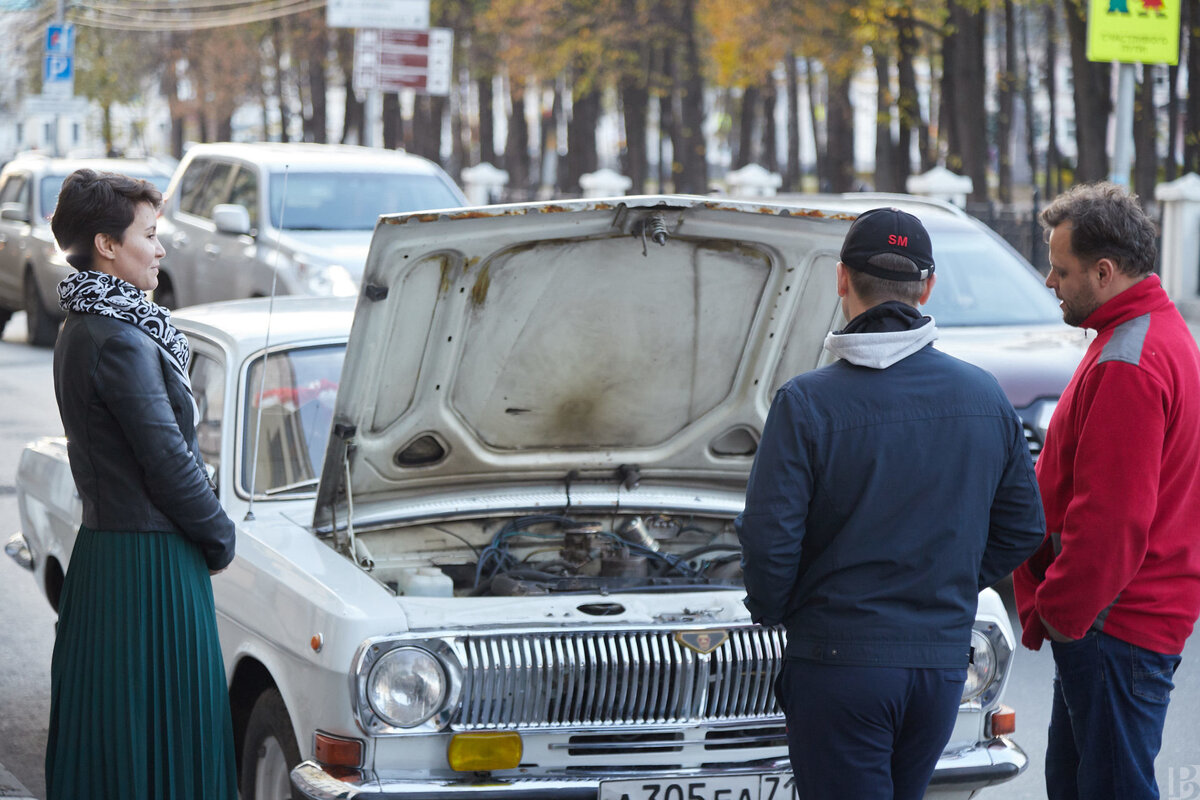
left=57, top=270, right=190, bottom=373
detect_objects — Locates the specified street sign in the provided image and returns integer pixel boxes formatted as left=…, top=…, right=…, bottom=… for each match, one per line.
left=353, top=28, right=452, bottom=96
left=1087, top=0, right=1181, bottom=65
left=43, top=23, right=75, bottom=100
left=22, top=94, right=89, bottom=117
left=46, top=23, right=74, bottom=54
left=327, top=0, right=429, bottom=30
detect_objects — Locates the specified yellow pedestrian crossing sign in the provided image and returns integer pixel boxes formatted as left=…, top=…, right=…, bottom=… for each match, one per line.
left=1087, top=0, right=1181, bottom=64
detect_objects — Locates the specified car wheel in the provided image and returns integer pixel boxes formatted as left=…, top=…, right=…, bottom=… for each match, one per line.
left=240, top=687, right=301, bottom=800
left=24, top=271, right=60, bottom=347
left=153, top=274, right=177, bottom=309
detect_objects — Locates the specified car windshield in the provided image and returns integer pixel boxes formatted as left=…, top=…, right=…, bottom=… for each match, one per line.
left=920, top=230, right=1062, bottom=326
left=241, top=343, right=346, bottom=496
left=40, top=170, right=170, bottom=219
left=268, top=171, right=461, bottom=231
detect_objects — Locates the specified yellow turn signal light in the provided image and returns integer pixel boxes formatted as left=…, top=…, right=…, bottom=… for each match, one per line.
left=447, top=731, right=523, bottom=772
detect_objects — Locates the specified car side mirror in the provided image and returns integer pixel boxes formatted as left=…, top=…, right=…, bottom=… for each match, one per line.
left=212, top=204, right=252, bottom=236
left=0, top=202, right=30, bottom=223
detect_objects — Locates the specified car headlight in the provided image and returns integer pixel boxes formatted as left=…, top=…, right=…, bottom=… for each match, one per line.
left=1033, top=399, right=1058, bottom=442
left=962, top=629, right=996, bottom=702
left=366, top=646, right=447, bottom=728
left=294, top=256, right=358, bottom=296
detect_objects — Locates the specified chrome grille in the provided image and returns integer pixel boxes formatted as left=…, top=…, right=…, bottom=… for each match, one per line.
left=1023, top=422, right=1042, bottom=460
left=455, top=627, right=787, bottom=730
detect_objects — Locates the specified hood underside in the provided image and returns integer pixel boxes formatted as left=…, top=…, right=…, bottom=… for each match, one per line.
left=314, top=196, right=853, bottom=531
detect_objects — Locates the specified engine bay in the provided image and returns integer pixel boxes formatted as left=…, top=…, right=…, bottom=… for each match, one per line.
left=348, top=512, right=745, bottom=598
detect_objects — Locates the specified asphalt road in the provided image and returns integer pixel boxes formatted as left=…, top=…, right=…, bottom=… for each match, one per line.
left=1, top=311, right=1199, bottom=800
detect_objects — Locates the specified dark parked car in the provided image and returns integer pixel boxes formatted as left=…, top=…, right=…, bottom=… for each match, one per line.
left=0, top=154, right=173, bottom=345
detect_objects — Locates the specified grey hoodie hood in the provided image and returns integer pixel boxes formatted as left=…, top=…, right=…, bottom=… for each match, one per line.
left=823, top=317, right=939, bottom=369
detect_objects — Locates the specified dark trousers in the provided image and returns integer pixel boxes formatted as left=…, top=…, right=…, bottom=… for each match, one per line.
left=1046, top=631, right=1181, bottom=800
left=775, top=659, right=966, bottom=800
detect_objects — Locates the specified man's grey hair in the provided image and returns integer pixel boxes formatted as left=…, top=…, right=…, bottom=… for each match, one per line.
left=846, top=253, right=928, bottom=305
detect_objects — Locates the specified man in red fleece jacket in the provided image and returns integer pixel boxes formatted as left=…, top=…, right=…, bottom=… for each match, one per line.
left=1014, top=182, right=1200, bottom=800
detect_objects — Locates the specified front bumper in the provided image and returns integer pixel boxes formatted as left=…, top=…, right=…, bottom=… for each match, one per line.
left=292, top=737, right=1026, bottom=799
left=5, top=532, right=34, bottom=571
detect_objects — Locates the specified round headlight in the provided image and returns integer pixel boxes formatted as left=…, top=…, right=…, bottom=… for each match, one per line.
left=962, top=629, right=996, bottom=702
left=367, top=647, right=447, bottom=728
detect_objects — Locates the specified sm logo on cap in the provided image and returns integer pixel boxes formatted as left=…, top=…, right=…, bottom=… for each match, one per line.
left=888, top=234, right=909, bottom=247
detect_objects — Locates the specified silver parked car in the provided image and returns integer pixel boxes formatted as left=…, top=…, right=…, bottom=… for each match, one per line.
left=154, top=142, right=467, bottom=309
left=0, top=154, right=173, bottom=345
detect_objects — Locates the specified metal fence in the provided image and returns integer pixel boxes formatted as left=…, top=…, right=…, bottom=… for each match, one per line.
left=966, top=202, right=1049, bottom=276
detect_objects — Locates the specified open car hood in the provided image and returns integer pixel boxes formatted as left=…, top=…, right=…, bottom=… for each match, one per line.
left=313, top=196, right=852, bottom=532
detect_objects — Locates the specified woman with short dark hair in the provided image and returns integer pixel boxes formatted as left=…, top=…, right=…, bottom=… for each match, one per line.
left=45, top=168, right=237, bottom=800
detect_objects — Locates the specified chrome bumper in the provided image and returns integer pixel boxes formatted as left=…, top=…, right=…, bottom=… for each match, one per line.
left=5, top=532, right=34, bottom=571
left=292, top=737, right=1026, bottom=799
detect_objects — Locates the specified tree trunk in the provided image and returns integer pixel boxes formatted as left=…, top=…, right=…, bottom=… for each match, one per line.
left=894, top=7, right=919, bottom=190
left=1185, top=0, right=1200, bottom=173
left=1045, top=2, right=1062, bottom=198
left=478, top=75, right=495, bottom=165
left=539, top=81, right=560, bottom=192
left=161, top=47, right=186, bottom=159
left=761, top=75, right=779, bottom=173
left=382, top=93, right=401, bottom=150
left=997, top=0, right=1016, bottom=204
left=828, top=70, right=856, bottom=192
left=337, top=31, right=363, bottom=144
left=785, top=52, right=801, bottom=191
left=272, top=20, right=291, bottom=143
left=308, top=50, right=328, bottom=143
left=1065, top=0, right=1112, bottom=181
left=566, top=82, right=600, bottom=195
left=505, top=81, right=531, bottom=199
left=944, top=1, right=988, bottom=202
left=677, top=0, right=708, bottom=194
left=735, top=85, right=760, bottom=169
left=620, top=75, right=650, bottom=193
left=918, top=28, right=936, bottom=172
left=1167, top=60, right=1179, bottom=180
left=1019, top=4, right=1039, bottom=200
left=1133, top=65, right=1157, bottom=206
left=874, top=48, right=897, bottom=192
left=662, top=46, right=684, bottom=193
left=806, top=59, right=828, bottom=191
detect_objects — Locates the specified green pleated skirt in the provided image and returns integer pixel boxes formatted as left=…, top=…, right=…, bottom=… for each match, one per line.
left=45, top=526, right=237, bottom=800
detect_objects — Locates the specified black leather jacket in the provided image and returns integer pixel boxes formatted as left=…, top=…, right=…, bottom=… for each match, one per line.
left=53, top=311, right=235, bottom=571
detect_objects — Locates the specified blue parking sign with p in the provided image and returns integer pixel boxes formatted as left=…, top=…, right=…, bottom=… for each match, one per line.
left=44, top=55, right=72, bottom=82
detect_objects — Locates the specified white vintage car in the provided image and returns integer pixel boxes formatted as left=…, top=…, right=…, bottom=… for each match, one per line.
left=11, top=196, right=1033, bottom=800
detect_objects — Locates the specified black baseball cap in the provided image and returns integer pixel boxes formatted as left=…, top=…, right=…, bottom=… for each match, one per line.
left=840, top=207, right=935, bottom=281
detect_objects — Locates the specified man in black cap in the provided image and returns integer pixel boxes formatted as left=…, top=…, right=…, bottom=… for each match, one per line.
left=736, top=207, right=1045, bottom=800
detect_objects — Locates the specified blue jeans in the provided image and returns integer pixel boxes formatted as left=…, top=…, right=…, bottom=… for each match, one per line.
left=775, top=659, right=966, bottom=800
left=1047, top=631, right=1182, bottom=800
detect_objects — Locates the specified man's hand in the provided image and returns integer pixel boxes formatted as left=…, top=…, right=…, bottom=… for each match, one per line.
left=1040, top=614, right=1076, bottom=643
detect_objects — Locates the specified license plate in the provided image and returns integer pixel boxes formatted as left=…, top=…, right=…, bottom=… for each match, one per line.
left=599, top=773, right=797, bottom=800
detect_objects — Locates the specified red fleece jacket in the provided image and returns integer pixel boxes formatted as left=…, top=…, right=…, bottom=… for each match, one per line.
left=1014, top=276, right=1200, bottom=655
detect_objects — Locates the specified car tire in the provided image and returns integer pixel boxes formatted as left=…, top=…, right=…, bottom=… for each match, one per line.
left=153, top=274, right=177, bottom=310
left=24, top=271, right=60, bottom=347
left=240, top=687, right=301, bottom=800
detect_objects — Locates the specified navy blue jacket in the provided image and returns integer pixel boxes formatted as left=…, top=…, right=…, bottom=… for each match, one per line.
left=737, top=307, right=1044, bottom=668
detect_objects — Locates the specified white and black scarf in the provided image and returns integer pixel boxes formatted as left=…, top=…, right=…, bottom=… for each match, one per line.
left=58, top=270, right=191, bottom=373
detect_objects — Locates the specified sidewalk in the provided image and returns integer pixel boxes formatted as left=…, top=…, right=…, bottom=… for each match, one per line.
left=0, top=764, right=35, bottom=800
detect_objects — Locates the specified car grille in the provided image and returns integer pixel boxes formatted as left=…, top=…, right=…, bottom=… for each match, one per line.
left=1023, top=422, right=1042, bottom=460
left=455, top=627, right=786, bottom=730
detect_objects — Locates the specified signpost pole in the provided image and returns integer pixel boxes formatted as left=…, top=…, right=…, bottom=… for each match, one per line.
left=52, top=0, right=63, bottom=155
left=1109, top=63, right=1136, bottom=187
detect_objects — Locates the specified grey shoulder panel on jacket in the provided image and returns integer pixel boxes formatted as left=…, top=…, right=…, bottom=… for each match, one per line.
left=1098, top=313, right=1151, bottom=367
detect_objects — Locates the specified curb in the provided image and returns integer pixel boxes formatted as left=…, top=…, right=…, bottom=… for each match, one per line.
left=0, top=763, right=35, bottom=800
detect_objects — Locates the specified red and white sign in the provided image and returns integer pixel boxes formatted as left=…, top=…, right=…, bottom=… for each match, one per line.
left=353, top=28, right=453, bottom=96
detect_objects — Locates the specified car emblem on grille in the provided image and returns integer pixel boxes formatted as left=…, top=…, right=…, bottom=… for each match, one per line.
left=675, top=629, right=729, bottom=654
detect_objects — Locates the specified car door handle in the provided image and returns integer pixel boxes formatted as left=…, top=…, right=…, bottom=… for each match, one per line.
left=172, top=232, right=189, bottom=247
left=203, top=244, right=220, bottom=257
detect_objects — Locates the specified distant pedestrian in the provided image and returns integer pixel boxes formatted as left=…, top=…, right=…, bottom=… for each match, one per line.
left=737, top=207, right=1045, bottom=800
left=45, top=169, right=237, bottom=800
left=1013, top=181, right=1200, bottom=800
